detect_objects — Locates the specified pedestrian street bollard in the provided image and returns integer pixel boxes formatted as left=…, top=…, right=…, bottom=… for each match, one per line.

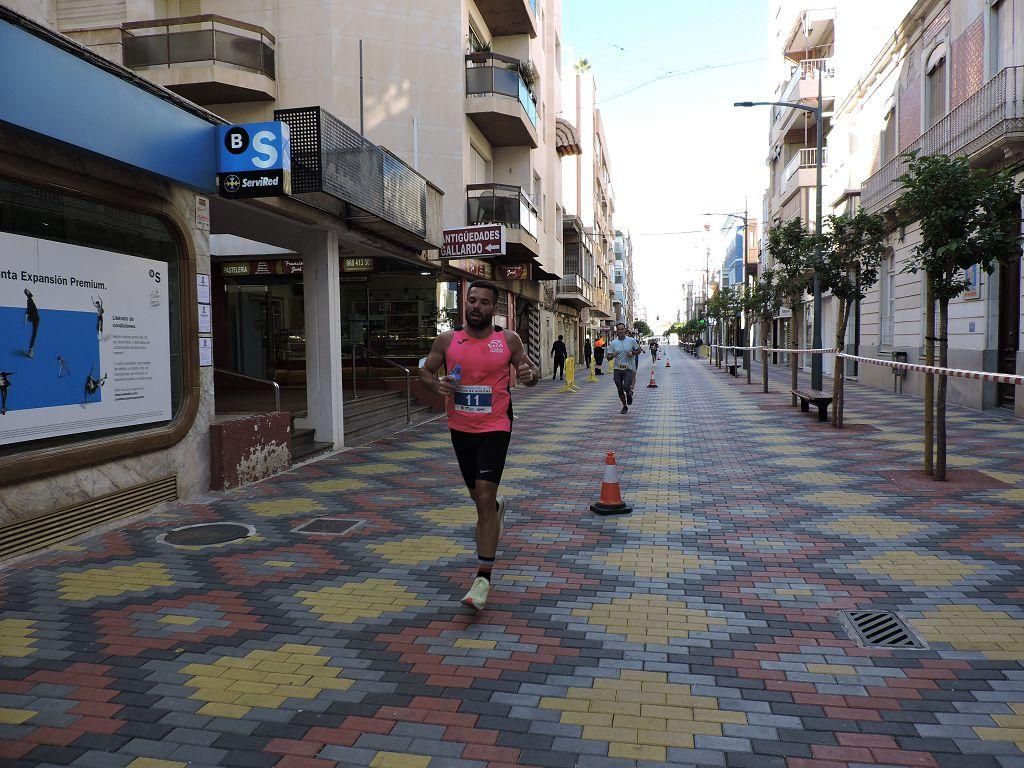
left=585, top=354, right=598, bottom=382
left=559, top=356, right=581, bottom=393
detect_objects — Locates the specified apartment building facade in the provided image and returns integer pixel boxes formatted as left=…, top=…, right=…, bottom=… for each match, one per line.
left=613, top=230, right=636, bottom=326
left=558, top=63, right=616, bottom=355
left=833, top=0, right=1024, bottom=417
left=45, top=0, right=565, bottom=388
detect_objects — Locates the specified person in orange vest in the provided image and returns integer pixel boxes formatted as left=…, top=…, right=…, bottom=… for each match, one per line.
left=593, top=335, right=606, bottom=375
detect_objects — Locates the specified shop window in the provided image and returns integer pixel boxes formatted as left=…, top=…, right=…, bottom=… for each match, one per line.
left=0, top=177, right=184, bottom=455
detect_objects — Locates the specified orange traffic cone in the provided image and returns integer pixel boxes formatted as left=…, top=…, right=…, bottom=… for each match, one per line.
left=665, top=355, right=671, bottom=368
left=647, top=365, right=658, bottom=388
left=590, top=452, right=633, bottom=516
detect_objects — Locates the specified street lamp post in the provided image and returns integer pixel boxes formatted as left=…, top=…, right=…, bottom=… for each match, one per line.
left=704, top=206, right=751, bottom=381
left=735, top=70, right=824, bottom=390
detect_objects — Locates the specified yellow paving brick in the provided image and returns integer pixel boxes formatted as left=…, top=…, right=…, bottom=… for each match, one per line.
left=127, top=760, right=188, bottom=768
left=582, top=726, right=638, bottom=743
left=0, top=708, right=35, bottom=725
left=807, top=664, right=857, bottom=675
left=453, top=639, right=498, bottom=650
left=853, top=551, right=984, bottom=586
left=196, top=702, right=251, bottom=719
left=369, top=753, right=431, bottom=768
left=233, top=694, right=286, bottom=709
left=637, top=730, right=697, bottom=748
left=561, top=711, right=614, bottom=727
left=590, top=699, right=641, bottom=716
left=189, top=688, right=243, bottom=704
left=614, top=714, right=667, bottom=730
left=226, top=681, right=278, bottom=695
left=540, top=696, right=590, bottom=712
left=608, top=743, right=667, bottom=761
left=158, top=615, right=199, bottom=626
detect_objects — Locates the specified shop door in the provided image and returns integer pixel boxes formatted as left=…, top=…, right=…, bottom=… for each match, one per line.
left=233, top=286, right=269, bottom=379
left=997, top=255, right=1021, bottom=409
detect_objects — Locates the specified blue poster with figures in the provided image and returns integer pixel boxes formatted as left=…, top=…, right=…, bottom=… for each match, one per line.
left=0, top=232, right=172, bottom=445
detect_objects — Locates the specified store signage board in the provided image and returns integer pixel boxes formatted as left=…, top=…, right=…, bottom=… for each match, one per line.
left=0, top=231, right=172, bottom=446
left=216, top=122, right=291, bottom=199
left=195, top=196, right=210, bottom=230
left=441, top=224, right=505, bottom=259
left=497, top=263, right=530, bottom=281
left=342, top=257, right=374, bottom=273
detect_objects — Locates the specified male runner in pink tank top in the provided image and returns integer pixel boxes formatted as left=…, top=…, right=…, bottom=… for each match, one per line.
left=419, top=281, right=538, bottom=610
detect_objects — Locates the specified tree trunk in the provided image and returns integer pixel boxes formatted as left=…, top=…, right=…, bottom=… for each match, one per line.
left=790, top=302, right=800, bottom=406
left=935, top=297, right=949, bottom=481
left=717, top=324, right=723, bottom=368
left=746, top=318, right=752, bottom=384
left=831, top=301, right=850, bottom=428
left=924, top=280, right=935, bottom=476
left=761, top=319, right=769, bottom=393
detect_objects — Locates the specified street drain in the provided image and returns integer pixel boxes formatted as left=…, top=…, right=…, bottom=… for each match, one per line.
left=839, top=610, right=927, bottom=649
left=293, top=517, right=364, bottom=536
left=160, top=522, right=254, bottom=547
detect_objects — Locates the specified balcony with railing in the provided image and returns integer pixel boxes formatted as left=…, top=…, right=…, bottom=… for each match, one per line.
left=475, top=0, right=538, bottom=37
left=781, top=57, right=835, bottom=104
left=861, top=66, right=1024, bottom=214
left=466, top=183, right=539, bottom=257
left=779, top=147, right=828, bottom=199
left=465, top=53, right=538, bottom=148
left=121, top=15, right=276, bottom=104
left=556, top=274, right=596, bottom=309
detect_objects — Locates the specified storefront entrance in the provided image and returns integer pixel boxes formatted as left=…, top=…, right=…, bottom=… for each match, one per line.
left=341, top=273, right=442, bottom=363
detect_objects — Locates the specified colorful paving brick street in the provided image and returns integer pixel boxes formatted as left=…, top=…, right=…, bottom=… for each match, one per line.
left=2, top=347, right=1024, bottom=768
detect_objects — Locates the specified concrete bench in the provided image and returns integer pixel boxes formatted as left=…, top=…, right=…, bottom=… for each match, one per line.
left=792, top=388, right=833, bottom=422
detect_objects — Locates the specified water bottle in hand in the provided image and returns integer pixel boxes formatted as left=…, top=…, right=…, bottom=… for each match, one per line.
left=448, top=364, right=462, bottom=384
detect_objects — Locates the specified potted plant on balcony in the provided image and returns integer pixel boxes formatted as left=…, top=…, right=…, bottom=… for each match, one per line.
left=468, top=38, right=491, bottom=63
left=518, top=59, right=539, bottom=101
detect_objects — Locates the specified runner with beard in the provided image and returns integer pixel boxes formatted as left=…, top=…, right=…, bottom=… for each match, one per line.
left=419, top=281, right=539, bottom=610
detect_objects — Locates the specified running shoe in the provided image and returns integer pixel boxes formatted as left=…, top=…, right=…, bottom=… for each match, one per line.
left=620, top=405, right=628, bottom=414
left=626, top=390, right=633, bottom=405
left=497, top=496, right=508, bottom=539
left=461, top=576, right=490, bottom=611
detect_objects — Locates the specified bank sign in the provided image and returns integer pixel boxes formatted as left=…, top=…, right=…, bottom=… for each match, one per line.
left=441, top=224, right=505, bottom=259
left=216, top=122, right=291, bottom=199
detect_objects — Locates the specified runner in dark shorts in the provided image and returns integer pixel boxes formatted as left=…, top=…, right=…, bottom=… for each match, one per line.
left=419, top=281, right=539, bottom=611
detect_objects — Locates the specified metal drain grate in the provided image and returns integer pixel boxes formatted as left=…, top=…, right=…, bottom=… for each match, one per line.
left=160, top=522, right=254, bottom=547
left=840, top=610, right=927, bottom=649
left=293, top=517, right=364, bottom=536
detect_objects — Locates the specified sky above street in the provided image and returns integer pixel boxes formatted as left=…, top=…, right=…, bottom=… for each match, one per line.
left=562, top=0, right=772, bottom=330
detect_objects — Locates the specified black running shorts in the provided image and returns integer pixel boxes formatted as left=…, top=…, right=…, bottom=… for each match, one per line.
left=450, top=429, right=512, bottom=488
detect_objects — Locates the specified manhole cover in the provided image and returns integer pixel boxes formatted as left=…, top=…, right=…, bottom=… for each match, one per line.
left=839, top=610, right=927, bottom=649
left=160, top=522, right=254, bottom=547
left=293, top=517, right=364, bottom=536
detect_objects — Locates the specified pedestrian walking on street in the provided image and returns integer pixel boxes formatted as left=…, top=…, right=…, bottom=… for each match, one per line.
left=594, top=334, right=606, bottom=374
left=606, top=322, right=641, bottom=414
left=551, top=334, right=567, bottom=380
left=584, top=336, right=592, bottom=370
left=419, top=281, right=539, bottom=611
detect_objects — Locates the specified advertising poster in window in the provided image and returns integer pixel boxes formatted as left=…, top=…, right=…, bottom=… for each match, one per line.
left=962, top=264, right=981, bottom=300
left=0, top=232, right=172, bottom=446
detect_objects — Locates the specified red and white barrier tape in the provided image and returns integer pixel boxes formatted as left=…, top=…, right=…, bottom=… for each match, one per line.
left=708, top=345, right=841, bottom=353
left=837, top=353, right=1024, bottom=386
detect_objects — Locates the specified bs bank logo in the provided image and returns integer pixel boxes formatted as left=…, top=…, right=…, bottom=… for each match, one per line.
left=216, top=122, right=291, bottom=199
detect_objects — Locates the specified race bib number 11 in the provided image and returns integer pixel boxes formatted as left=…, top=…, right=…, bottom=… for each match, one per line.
left=454, top=385, right=493, bottom=413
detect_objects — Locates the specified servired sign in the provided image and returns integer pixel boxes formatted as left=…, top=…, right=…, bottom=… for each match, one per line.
left=441, top=224, right=505, bottom=259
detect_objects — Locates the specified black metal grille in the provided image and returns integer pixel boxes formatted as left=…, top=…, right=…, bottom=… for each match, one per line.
left=840, top=610, right=927, bottom=649
left=274, top=106, right=426, bottom=237
left=293, top=517, right=363, bottom=535
left=163, top=522, right=251, bottom=546
left=276, top=107, right=321, bottom=193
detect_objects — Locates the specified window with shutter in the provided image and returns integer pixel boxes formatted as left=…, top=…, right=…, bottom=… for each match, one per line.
left=56, top=0, right=127, bottom=30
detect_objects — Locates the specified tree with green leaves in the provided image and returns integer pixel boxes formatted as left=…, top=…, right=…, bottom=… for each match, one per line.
left=744, top=269, right=784, bottom=393
left=633, top=319, right=653, bottom=338
left=896, top=151, right=1023, bottom=480
left=706, top=287, right=737, bottom=368
left=766, top=219, right=815, bottom=403
left=817, top=210, right=887, bottom=427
